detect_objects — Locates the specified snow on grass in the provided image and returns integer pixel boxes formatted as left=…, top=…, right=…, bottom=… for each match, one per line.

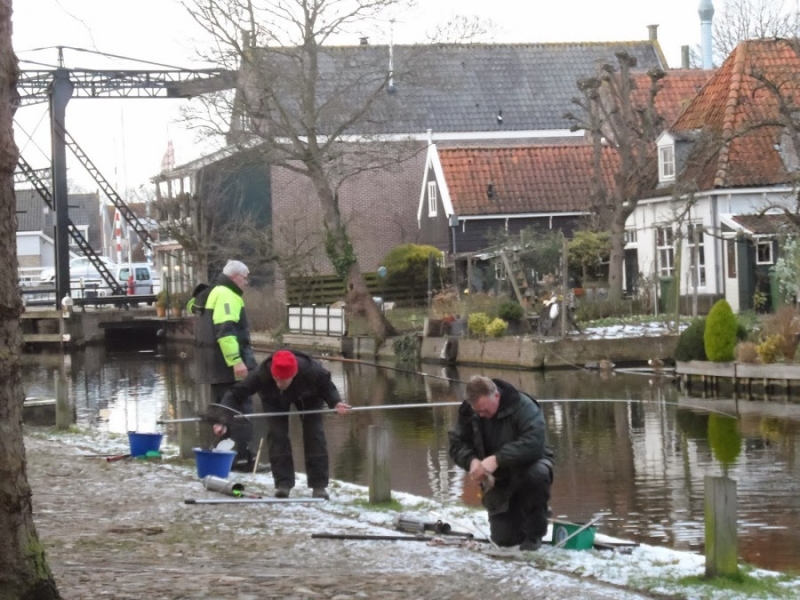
left=33, top=427, right=800, bottom=600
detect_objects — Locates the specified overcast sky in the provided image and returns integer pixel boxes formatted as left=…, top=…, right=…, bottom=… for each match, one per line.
left=13, top=0, right=721, bottom=195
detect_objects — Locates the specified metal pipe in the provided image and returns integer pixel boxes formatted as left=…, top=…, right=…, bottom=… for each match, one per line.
left=157, top=397, right=736, bottom=425
left=184, top=497, right=326, bottom=505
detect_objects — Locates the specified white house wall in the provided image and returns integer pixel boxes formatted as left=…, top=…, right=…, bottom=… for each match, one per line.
left=627, top=189, right=794, bottom=298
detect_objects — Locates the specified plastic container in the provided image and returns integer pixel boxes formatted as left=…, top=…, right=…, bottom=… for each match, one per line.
left=550, top=520, right=596, bottom=550
left=127, top=431, right=163, bottom=457
left=202, top=475, right=244, bottom=496
left=193, top=448, right=236, bottom=479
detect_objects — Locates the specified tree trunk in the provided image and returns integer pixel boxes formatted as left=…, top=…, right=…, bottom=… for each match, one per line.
left=0, top=1, right=61, bottom=597
left=307, top=163, right=396, bottom=338
left=607, top=222, right=626, bottom=302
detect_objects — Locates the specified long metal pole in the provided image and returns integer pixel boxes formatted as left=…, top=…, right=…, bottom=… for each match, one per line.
left=157, top=397, right=737, bottom=425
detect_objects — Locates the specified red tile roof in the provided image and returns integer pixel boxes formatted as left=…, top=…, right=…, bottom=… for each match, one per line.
left=630, top=69, right=713, bottom=126
left=670, top=39, right=800, bottom=190
left=438, top=145, right=619, bottom=216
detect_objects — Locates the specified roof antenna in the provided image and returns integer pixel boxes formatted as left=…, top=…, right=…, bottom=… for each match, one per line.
left=387, top=19, right=396, bottom=94
left=497, top=109, right=503, bottom=125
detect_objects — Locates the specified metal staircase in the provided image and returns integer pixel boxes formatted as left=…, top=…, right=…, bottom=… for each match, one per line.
left=17, top=156, right=124, bottom=295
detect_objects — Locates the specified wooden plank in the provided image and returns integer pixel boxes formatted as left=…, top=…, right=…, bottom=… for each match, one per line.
left=705, top=476, right=738, bottom=578
left=367, top=425, right=391, bottom=504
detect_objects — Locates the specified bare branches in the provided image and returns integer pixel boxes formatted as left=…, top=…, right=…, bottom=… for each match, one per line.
left=713, top=0, right=800, bottom=63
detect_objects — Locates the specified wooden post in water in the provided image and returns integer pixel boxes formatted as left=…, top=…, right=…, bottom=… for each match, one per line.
left=704, top=476, right=738, bottom=578
left=368, top=425, right=391, bottom=503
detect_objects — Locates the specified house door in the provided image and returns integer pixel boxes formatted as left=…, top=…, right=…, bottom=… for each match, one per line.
left=724, top=239, right=740, bottom=313
left=624, top=249, right=639, bottom=297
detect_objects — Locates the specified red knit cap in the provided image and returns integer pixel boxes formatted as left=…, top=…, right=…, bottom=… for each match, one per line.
left=270, top=350, right=298, bottom=380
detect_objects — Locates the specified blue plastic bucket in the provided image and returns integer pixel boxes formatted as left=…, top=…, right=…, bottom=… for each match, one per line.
left=127, top=431, right=163, bottom=457
left=194, top=448, right=237, bottom=479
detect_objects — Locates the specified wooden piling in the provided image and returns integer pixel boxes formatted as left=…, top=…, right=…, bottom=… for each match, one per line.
left=704, top=476, right=738, bottom=578
left=368, top=425, right=391, bottom=503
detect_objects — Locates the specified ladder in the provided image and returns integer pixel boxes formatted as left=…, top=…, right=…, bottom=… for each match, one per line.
left=500, top=250, right=530, bottom=307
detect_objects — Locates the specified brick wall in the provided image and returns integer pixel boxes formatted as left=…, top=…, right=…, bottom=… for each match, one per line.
left=271, top=142, right=427, bottom=301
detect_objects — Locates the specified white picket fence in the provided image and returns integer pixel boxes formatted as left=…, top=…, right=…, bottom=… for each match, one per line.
left=287, top=305, right=346, bottom=337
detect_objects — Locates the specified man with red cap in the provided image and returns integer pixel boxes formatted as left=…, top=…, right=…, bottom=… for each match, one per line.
left=215, top=349, right=350, bottom=499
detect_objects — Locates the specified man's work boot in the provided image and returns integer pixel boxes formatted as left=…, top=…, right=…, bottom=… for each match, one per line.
left=275, top=487, right=290, bottom=498
left=312, top=487, right=330, bottom=500
left=519, top=538, right=542, bottom=552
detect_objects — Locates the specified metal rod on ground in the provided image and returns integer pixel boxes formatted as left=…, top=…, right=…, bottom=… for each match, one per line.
left=252, top=437, right=265, bottom=476
left=312, top=533, right=432, bottom=542
left=157, top=398, right=737, bottom=425
left=184, top=497, right=326, bottom=505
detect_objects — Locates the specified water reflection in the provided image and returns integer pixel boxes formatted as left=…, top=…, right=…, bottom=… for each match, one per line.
left=21, top=347, right=800, bottom=572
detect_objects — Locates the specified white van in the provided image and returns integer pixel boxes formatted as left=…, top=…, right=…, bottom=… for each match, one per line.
left=114, top=263, right=155, bottom=296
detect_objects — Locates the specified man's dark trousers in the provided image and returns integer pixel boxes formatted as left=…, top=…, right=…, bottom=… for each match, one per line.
left=489, top=460, right=553, bottom=546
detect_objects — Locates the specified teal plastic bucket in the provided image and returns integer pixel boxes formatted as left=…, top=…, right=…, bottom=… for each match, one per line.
left=127, top=432, right=163, bottom=457
left=194, top=448, right=236, bottom=479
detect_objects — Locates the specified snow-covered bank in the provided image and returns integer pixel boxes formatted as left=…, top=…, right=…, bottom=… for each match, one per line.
left=35, top=428, right=800, bottom=600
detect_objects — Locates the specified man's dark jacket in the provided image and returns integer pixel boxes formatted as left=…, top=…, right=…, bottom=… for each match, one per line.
left=221, top=351, right=341, bottom=412
left=449, top=379, right=554, bottom=515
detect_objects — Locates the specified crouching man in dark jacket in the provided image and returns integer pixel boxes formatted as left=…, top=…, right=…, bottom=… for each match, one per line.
left=214, top=350, right=350, bottom=499
left=449, top=375, right=554, bottom=550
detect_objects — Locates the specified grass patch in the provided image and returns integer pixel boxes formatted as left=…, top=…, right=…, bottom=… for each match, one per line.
left=676, top=570, right=798, bottom=599
left=348, top=307, right=427, bottom=336
left=351, top=497, right=404, bottom=512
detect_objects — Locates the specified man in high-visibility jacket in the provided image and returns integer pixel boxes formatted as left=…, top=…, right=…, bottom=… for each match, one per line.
left=192, top=260, right=257, bottom=469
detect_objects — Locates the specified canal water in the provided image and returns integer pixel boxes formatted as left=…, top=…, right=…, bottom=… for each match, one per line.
left=22, top=345, right=800, bottom=572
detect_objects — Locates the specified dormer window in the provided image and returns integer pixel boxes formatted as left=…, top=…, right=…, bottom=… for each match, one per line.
left=659, top=145, right=675, bottom=181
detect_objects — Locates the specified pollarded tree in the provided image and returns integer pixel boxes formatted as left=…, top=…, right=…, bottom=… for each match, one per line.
left=0, top=0, right=61, bottom=596
left=564, top=52, right=666, bottom=301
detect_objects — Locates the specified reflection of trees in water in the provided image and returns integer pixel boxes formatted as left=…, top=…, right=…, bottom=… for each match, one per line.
left=332, top=428, right=365, bottom=482
left=676, top=410, right=709, bottom=440
left=708, top=414, right=742, bottom=475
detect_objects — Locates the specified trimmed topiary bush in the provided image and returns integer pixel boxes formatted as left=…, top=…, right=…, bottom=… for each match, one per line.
left=704, top=299, right=737, bottom=362
left=675, top=318, right=707, bottom=362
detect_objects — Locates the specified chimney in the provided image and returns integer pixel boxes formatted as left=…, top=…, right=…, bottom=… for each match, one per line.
left=647, top=24, right=659, bottom=41
left=681, top=45, right=691, bottom=69
left=359, top=36, right=369, bottom=45
left=699, top=0, right=715, bottom=69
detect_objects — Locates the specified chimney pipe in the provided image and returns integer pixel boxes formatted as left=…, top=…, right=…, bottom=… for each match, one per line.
left=699, top=0, right=715, bottom=69
left=359, top=36, right=369, bottom=45
left=647, top=24, right=659, bottom=41
left=681, top=45, right=691, bottom=69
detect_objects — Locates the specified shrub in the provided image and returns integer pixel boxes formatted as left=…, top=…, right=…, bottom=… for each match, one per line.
left=468, top=312, right=490, bottom=337
left=675, top=318, right=707, bottom=362
left=735, top=342, right=759, bottom=363
left=759, top=305, right=800, bottom=362
left=757, top=334, right=785, bottom=364
left=381, top=244, right=444, bottom=300
left=498, top=301, right=524, bottom=322
left=704, top=300, right=737, bottom=362
left=486, top=318, right=508, bottom=338
left=392, top=333, right=419, bottom=364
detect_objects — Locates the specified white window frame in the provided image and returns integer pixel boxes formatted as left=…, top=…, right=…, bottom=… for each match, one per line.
left=658, top=145, right=676, bottom=182
left=427, top=181, right=438, bottom=217
left=624, top=229, right=638, bottom=246
left=686, top=222, right=706, bottom=287
left=756, top=240, right=773, bottom=265
left=656, top=225, right=675, bottom=277
left=68, top=225, right=89, bottom=248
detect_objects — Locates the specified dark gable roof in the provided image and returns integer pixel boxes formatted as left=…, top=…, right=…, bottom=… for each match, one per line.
left=241, top=41, right=666, bottom=136
left=16, top=189, right=102, bottom=248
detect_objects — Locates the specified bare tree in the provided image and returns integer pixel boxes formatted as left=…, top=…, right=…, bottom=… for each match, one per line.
left=179, top=0, right=440, bottom=337
left=714, top=0, right=800, bottom=63
left=564, top=52, right=666, bottom=301
left=0, top=1, right=61, bottom=597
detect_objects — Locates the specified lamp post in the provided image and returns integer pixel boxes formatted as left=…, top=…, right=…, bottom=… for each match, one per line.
left=162, top=265, right=170, bottom=319
left=173, top=265, right=181, bottom=316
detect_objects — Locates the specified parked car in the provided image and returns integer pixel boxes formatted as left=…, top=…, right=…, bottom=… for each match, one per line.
left=114, top=263, right=155, bottom=296
left=39, top=256, right=115, bottom=284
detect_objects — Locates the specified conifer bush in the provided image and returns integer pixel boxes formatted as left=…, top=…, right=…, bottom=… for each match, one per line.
left=704, top=299, right=738, bottom=362
left=486, top=318, right=509, bottom=338
left=675, top=318, right=707, bottom=362
left=468, top=312, right=490, bottom=337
